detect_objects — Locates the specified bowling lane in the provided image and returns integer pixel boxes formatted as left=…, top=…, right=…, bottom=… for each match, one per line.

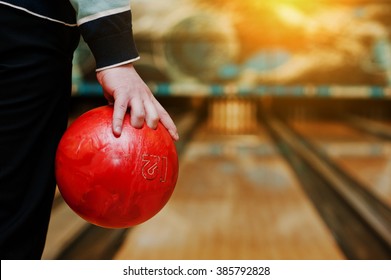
left=289, top=120, right=391, bottom=208
left=114, top=123, right=344, bottom=260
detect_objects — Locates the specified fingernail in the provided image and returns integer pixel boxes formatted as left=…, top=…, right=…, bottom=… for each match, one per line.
left=114, top=126, right=122, bottom=135
left=173, top=131, right=179, bottom=141
left=148, top=121, right=158, bottom=130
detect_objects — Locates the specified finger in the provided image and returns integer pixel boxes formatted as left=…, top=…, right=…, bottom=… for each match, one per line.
left=143, top=98, right=159, bottom=130
left=129, top=97, right=145, bottom=128
left=112, top=93, right=129, bottom=136
left=152, top=98, right=179, bottom=141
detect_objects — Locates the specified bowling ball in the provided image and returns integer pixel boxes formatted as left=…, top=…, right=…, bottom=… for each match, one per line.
left=55, top=106, right=178, bottom=228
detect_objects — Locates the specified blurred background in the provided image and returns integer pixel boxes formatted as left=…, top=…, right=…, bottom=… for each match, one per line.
left=44, top=0, right=391, bottom=260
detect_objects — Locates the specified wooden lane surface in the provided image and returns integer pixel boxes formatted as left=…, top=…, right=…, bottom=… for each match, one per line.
left=290, top=120, right=391, bottom=208
left=114, top=125, right=343, bottom=260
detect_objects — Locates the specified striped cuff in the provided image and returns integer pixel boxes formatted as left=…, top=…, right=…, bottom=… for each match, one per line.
left=95, top=57, right=140, bottom=72
left=79, top=10, right=139, bottom=70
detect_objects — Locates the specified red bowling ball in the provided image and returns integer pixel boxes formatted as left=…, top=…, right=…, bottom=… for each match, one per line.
left=55, top=106, right=178, bottom=228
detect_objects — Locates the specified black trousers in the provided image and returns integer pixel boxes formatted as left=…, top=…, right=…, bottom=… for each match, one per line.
left=0, top=5, right=80, bottom=259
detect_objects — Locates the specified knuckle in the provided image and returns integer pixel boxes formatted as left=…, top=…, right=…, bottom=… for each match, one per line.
left=118, top=102, right=128, bottom=111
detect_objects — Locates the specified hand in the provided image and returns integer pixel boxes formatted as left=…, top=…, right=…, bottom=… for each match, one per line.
left=96, top=63, right=179, bottom=141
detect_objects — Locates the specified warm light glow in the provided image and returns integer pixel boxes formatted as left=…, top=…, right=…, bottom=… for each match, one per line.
left=275, top=4, right=308, bottom=26
left=265, top=0, right=315, bottom=9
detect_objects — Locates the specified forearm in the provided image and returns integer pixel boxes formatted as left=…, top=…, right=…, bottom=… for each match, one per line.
left=69, top=0, right=139, bottom=70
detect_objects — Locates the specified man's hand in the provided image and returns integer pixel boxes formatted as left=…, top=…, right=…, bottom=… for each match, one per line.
left=96, top=63, right=179, bottom=141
